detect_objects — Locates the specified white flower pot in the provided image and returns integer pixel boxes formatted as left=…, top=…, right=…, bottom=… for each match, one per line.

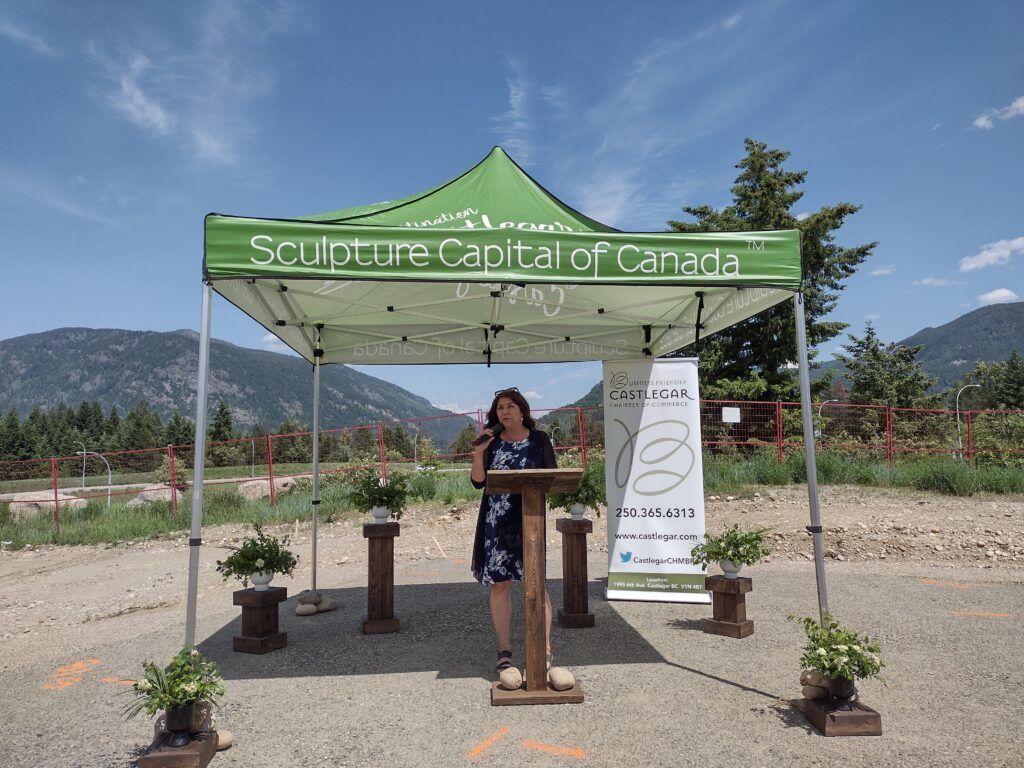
left=569, top=503, right=587, bottom=520
left=250, top=570, right=274, bottom=591
left=369, top=505, right=391, bottom=524
left=719, top=560, right=742, bottom=580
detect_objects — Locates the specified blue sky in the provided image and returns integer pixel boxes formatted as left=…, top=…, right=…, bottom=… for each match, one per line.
left=1, top=0, right=1021, bottom=415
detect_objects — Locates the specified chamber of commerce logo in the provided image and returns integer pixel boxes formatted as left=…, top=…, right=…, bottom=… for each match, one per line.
left=612, top=417, right=695, bottom=496
left=608, top=371, right=629, bottom=389
left=619, top=551, right=633, bottom=563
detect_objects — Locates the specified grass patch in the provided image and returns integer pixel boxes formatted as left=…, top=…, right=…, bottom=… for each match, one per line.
left=2, top=452, right=1020, bottom=549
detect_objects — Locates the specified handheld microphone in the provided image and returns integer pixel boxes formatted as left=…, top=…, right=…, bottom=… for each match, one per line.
left=474, top=423, right=504, bottom=446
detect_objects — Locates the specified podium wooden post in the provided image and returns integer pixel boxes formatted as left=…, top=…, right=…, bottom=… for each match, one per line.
left=485, top=468, right=585, bottom=706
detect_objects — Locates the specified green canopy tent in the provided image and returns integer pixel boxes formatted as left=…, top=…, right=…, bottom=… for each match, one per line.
left=188, top=147, right=828, bottom=643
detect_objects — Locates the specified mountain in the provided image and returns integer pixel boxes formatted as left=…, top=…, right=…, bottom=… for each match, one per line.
left=0, top=328, right=470, bottom=448
left=816, top=302, right=1024, bottom=390
left=549, top=303, right=1024, bottom=410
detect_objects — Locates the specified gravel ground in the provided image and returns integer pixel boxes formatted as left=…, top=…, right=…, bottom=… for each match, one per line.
left=1, top=485, right=1022, bottom=768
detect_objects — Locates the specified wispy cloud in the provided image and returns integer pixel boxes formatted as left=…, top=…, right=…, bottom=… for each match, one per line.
left=261, top=333, right=294, bottom=355
left=492, top=61, right=535, bottom=165
left=523, top=390, right=543, bottom=400
left=864, top=313, right=880, bottom=321
left=913, top=277, right=954, bottom=286
left=101, top=51, right=174, bottom=136
left=722, top=14, right=743, bottom=30
left=0, top=164, right=118, bottom=226
left=87, top=2, right=293, bottom=166
left=0, top=18, right=58, bottom=57
left=958, top=236, right=1024, bottom=272
left=978, top=288, right=1020, bottom=306
left=973, top=95, right=1024, bottom=130
left=870, top=265, right=895, bottom=276
left=931, top=122, right=941, bottom=131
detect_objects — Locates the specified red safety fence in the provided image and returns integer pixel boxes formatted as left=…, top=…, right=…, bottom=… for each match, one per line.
left=2, top=402, right=1021, bottom=541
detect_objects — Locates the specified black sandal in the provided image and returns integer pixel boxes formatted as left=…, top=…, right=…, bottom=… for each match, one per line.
left=496, top=649, right=513, bottom=674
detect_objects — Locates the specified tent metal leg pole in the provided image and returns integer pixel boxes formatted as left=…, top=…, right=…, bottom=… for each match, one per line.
left=311, top=356, right=321, bottom=592
left=185, top=283, right=213, bottom=647
left=793, top=291, right=829, bottom=622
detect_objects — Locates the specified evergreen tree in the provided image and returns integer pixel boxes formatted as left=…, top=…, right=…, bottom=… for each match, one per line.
left=449, top=423, right=478, bottom=456
left=208, top=401, right=236, bottom=442
left=384, top=424, right=415, bottom=457
left=835, top=322, right=937, bottom=408
left=103, top=406, right=123, bottom=451
left=668, top=139, right=874, bottom=398
left=164, top=413, right=196, bottom=446
left=122, top=402, right=164, bottom=450
left=0, top=409, right=21, bottom=460
left=998, top=351, right=1024, bottom=408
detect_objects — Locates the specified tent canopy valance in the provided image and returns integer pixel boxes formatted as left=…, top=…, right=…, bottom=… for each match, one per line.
left=203, top=147, right=801, bottom=365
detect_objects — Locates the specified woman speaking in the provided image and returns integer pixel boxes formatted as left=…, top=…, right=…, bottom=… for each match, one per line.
left=470, top=388, right=557, bottom=677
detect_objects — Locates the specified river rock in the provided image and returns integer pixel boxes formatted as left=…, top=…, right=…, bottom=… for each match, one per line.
left=8, top=491, right=87, bottom=522
left=800, top=669, right=829, bottom=688
left=296, top=590, right=322, bottom=605
left=802, top=684, right=828, bottom=700
left=237, top=476, right=297, bottom=501
left=316, top=596, right=337, bottom=612
left=190, top=701, right=215, bottom=734
left=127, top=484, right=179, bottom=507
left=548, top=667, right=575, bottom=691
left=216, top=729, right=234, bottom=750
left=498, top=666, right=523, bottom=690
left=295, top=603, right=318, bottom=616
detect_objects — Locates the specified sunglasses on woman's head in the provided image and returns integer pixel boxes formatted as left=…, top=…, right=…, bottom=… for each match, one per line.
left=494, top=387, right=520, bottom=397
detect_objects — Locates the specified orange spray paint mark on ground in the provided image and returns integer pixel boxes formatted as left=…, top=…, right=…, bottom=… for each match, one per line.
left=522, top=740, right=587, bottom=759
left=99, top=677, right=135, bottom=686
left=467, top=727, right=509, bottom=759
left=42, top=659, right=101, bottom=690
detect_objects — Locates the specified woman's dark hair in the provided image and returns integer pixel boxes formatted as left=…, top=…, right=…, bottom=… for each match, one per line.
left=486, top=389, right=536, bottom=431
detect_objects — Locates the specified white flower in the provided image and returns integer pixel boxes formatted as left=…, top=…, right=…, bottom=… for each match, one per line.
left=816, top=648, right=827, bottom=656
left=255, top=558, right=265, bottom=570
left=851, top=644, right=861, bottom=652
left=835, top=645, right=848, bottom=652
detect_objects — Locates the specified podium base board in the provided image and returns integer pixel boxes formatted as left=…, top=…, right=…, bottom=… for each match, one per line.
left=490, top=680, right=584, bottom=706
left=703, top=618, right=753, bottom=638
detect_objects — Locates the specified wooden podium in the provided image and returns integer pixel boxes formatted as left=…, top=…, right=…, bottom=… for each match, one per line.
left=485, top=468, right=585, bottom=706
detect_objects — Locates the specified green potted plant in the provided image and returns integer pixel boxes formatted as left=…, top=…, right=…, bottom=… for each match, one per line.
left=690, top=524, right=770, bottom=579
left=794, top=613, right=884, bottom=710
left=550, top=460, right=605, bottom=519
left=123, top=646, right=225, bottom=747
left=348, top=469, right=408, bottom=523
left=216, top=523, right=298, bottom=590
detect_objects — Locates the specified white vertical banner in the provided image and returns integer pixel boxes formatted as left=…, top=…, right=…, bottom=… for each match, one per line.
left=603, top=358, right=709, bottom=604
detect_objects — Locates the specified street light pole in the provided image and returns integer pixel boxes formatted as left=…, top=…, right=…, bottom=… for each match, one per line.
left=956, top=384, right=981, bottom=460
left=76, top=450, right=112, bottom=508
left=75, top=441, right=87, bottom=488
left=817, top=400, right=838, bottom=441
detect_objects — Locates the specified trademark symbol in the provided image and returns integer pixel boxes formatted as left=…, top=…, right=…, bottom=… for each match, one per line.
left=747, top=240, right=765, bottom=251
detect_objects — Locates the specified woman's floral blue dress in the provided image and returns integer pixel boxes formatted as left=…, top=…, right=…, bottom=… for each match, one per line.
left=480, top=437, right=532, bottom=585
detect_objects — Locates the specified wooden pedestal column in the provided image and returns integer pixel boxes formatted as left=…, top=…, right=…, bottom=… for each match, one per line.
left=703, top=575, right=754, bottom=638
left=486, top=468, right=585, bottom=706
left=556, top=518, right=594, bottom=628
left=232, top=586, right=287, bottom=654
left=363, top=521, right=400, bottom=634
